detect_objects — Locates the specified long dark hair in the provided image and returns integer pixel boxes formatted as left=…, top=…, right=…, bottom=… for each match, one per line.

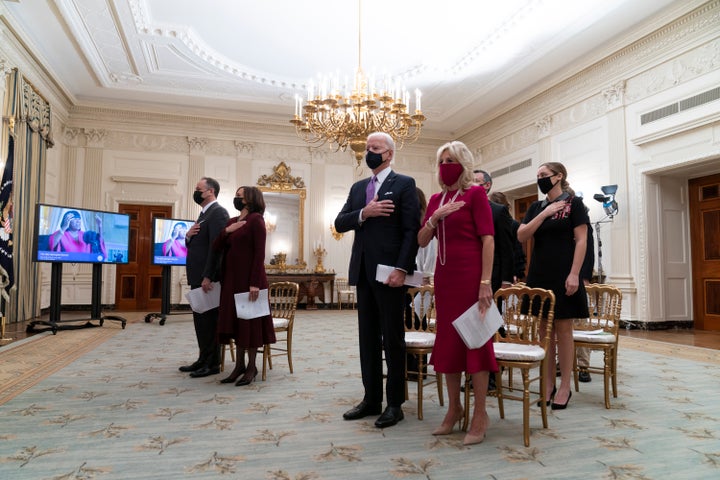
left=241, top=186, right=266, bottom=215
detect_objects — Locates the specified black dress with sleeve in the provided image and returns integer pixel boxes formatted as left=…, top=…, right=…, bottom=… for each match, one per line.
left=522, top=195, right=590, bottom=320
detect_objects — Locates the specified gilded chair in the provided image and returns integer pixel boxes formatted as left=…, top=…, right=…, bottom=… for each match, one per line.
left=404, top=285, right=443, bottom=419
left=335, top=277, right=356, bottom=310
left=220, top=338, right=236, bottom=372
left=573, top=284, right=622, bottom=408
left=466, top=285, right=555, bottom=447
left=262, top=282, right=300, bottom=381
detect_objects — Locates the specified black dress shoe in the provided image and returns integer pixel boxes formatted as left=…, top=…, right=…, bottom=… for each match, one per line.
left=179, top=361, right=203, bottom=373
left=578, top=369, right=592, bottom=383
left=343, top=401, right=382, bottom=420
left=375, top=406, right=404, bottom=428
left=189, top=366, right=220, bottom=378
left=487, top=375, right=497, bottom=393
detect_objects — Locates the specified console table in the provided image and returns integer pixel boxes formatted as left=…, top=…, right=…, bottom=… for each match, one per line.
left=267, top=272, right=335, bottom=310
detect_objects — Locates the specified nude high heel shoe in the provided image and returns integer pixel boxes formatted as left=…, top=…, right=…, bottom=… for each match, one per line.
left=432, top=411, right=464, bottom=435
left=462, top=432, right=486, bottom=445
left=463, top=412, right=488, bottom=445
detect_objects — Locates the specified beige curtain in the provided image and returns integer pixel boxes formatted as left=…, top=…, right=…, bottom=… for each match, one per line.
left=2, top=69, right=53, bottom=322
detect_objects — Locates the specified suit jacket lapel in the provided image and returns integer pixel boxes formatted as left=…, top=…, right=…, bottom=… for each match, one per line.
left=376, top=171, right=397, bottom=199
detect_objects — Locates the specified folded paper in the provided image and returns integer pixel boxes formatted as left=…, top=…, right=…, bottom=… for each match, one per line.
left=376, top=264, right=424, bottom=287
left=185, top=282, right=221, bottom=314
left=452, top=302, right=504, bottom=349
left=234, top=289, right=270, bottom=319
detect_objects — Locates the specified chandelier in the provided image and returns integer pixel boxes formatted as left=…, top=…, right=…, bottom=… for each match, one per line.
left=290, top=0, right=425, bottom=166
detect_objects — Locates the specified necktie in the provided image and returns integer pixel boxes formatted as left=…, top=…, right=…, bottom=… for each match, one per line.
left=365, top=176, right=377, bottom=205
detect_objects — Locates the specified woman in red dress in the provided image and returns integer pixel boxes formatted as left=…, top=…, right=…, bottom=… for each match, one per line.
left=418, top=141, right=497, bottom=446
left=214, top=186, right=276, bottom=386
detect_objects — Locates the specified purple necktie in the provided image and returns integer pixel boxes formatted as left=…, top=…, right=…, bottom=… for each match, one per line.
left=365, top=176, right=377, bottom=205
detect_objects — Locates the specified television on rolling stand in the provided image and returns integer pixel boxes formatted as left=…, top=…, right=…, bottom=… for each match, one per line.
left=145, top=217, right=195, bottom=325
left=34, top=204, right=130, bottom=264
left=29, top=204, right=130, bottom=333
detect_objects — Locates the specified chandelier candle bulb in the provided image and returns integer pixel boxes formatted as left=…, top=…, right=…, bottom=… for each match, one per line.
left=289, top=1, right=425, bottom=166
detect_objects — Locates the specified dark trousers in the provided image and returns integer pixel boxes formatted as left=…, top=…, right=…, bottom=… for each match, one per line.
left=191, top=285, right=221, bottom=368
left=356, top=268, right=406, bottom=407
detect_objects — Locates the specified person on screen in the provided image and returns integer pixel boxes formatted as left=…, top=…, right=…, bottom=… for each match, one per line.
left=48, top=210, right=107, bottom=259
left=162, top=222, right=188, bottom=257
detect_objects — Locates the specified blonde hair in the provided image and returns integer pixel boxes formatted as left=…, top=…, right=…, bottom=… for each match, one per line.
left=435, top=141, right=476, bottom=191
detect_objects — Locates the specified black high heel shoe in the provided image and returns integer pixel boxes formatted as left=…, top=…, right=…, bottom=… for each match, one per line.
left=219, top=367, right=246, bottom=384
left=551, top=390, right=572, bottom=410
left=235, top=368, right=258, bottom=386
left=536, top=386, right=556, bottom=407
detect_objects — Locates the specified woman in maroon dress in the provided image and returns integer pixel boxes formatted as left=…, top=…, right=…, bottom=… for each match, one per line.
left=214, top=186, right=276, bottom=386
left=418, top=141, right=497, bottom=446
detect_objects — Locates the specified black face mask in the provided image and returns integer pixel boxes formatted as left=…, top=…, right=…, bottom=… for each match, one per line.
left=193, top=190, right=204, bottom=205
left=365, top=150, right=385, bottom=170
left=537, top=176, right=557, bottom=195
left=233, top=198, right=246, bottom=211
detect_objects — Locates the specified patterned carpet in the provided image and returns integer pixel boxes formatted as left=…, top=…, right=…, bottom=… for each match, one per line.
left=0, top=309, right=719, bottom=479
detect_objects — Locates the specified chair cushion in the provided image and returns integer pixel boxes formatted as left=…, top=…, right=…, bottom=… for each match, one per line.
left=493, top=342, right=546, bottom=361
left=273, top=317, right=290, bottom=329
left=405, top=331, right=435, bottom=348
left=573, top=331, right=616, bottom=343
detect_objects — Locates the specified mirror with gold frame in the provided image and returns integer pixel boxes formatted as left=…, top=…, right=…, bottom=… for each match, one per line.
left=257, top=162, right=307, bottom=271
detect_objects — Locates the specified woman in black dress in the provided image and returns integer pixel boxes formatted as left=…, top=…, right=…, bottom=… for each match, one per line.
left=517, top=162, right=589, bottom=410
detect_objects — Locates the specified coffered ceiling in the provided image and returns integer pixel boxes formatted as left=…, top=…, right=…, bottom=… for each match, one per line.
left=1, top=0, right=697, bottom=136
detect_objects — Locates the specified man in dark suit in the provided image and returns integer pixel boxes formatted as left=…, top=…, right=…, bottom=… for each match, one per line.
left=472, top=170, right=515, bottom=393
left=488, top=190, right=527, bottom=282
left=335, top=132, right=420, bottom=428
left=180, top=177, right=229, bottom=378
left=473, top=170, right=514, bottom=291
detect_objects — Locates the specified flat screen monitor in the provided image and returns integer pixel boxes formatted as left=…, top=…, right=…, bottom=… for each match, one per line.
left=151, top=217, right=194, bottom=266
left=34, top=204, right=131, bottom=264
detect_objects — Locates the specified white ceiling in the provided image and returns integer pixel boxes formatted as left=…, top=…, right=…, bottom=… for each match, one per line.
left=1, top=0, right=696, bottom=136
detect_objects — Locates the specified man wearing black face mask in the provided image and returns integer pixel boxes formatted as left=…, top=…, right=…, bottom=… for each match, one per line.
left=335, top=132, right=420, bottom=428
left=179, top=177, right=229, bottom=378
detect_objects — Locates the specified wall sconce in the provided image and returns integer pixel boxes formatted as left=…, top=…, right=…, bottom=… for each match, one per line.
left=265, top=212, right=277, bottom=233
left=330, top=224, right=343, bottom=241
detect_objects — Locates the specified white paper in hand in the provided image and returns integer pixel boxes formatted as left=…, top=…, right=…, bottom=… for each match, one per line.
left=452, top=302, right=504, bottom=349
left=234, top=289, right=270, bottom=319
left=185, top=282, right=221, bottom=313
left=375, top=264, right=424, bottom=287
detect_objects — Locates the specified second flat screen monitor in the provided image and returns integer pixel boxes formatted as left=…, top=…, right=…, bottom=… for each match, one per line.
left=152, top=218, right=195, bottom=266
